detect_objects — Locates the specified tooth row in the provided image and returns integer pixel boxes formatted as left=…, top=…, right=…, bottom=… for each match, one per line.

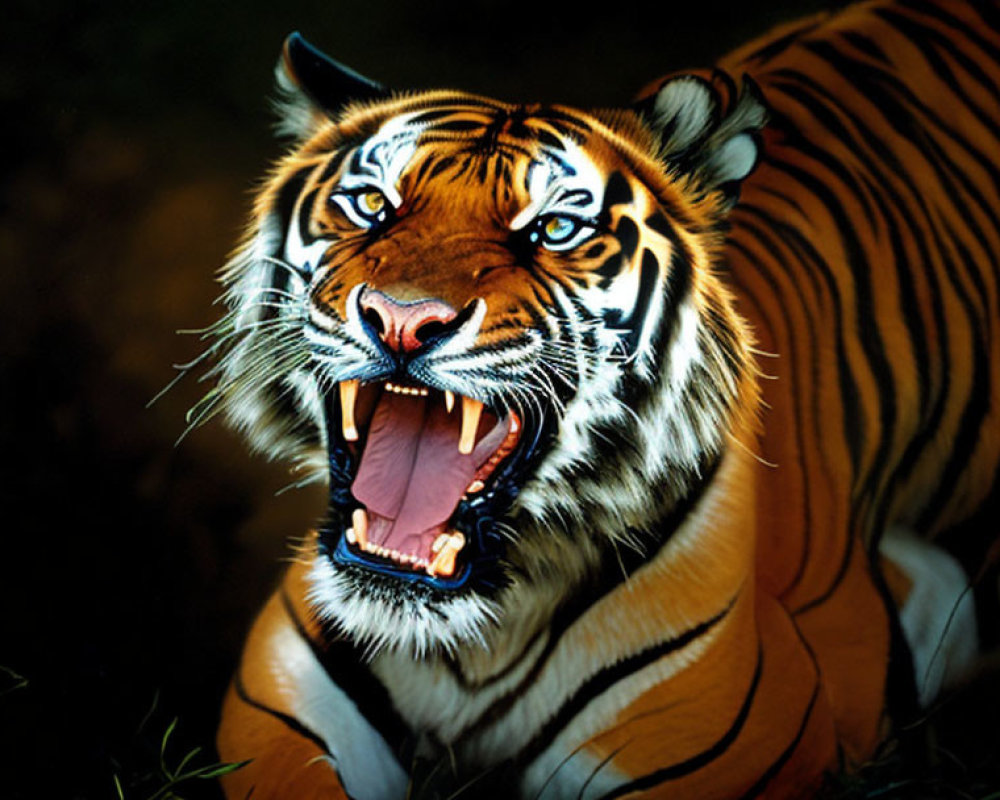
left=338, top=380, right=486, bottom=455
left=345, top=513, right=467, bottom=577
left=385, top=382, right=429, bottom=396
left=347, top=532, right=431, bottom=568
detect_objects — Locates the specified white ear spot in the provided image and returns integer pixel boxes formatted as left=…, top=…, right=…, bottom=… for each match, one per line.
left=707, top=132, right=758, bottom=185
left=653, top=78, right=716, bottom=153
left=641, top=73, right=767, bottom=205
left=272, top=60, right=326, bottom=140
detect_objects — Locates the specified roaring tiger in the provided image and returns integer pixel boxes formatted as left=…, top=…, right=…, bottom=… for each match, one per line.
left=201, top=0, right=1000, bottom=797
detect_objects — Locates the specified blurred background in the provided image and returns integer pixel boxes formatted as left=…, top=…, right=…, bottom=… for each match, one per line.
left=2, top=0, right=997, bottom=797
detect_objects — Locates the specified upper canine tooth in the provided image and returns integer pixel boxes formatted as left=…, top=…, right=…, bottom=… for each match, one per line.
left=352, top=508, right=369, bottom=548
left=459, top=397, right=484, bottom=455
left=339, top=380, right=360, bottom=441
left=445, top=391, right=455, bottom=413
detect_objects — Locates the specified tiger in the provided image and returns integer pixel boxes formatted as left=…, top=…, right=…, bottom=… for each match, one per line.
left=196, top=0, right=1000, bottom=797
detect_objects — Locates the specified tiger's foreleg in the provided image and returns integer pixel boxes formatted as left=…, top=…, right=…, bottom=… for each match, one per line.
left=217, top=562, right=411, bottom=800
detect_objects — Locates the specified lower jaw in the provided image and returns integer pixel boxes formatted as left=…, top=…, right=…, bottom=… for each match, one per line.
left=327, top=532, right=473, bottom=590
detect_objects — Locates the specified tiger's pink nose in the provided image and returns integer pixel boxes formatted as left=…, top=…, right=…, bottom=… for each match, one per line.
left=359, top=287, right=458, bottom=353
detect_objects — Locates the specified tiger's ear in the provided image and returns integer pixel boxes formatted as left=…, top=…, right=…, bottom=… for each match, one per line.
left=635, top=71, right=767, bottom=207
left=273, top=32, right=391, bottom=139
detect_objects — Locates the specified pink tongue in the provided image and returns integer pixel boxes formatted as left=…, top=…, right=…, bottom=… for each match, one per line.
left=351, top=391, right=506, bottom=552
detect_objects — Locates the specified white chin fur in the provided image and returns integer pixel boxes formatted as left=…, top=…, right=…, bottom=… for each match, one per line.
left=305, top=553, right=501, bottom=658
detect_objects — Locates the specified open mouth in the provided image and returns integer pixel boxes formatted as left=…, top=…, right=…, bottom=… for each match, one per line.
left=321, top=378, right=537, bottom=590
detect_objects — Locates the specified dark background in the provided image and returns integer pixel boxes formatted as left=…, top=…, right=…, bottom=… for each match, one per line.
left=2, top=1, right=997, bottom=798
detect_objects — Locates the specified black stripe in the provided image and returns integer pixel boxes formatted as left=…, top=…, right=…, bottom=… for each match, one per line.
left=769, top=65, right=963, bottom=523
left=769, top=68, right=934, bottom=411
left=428, top=118, right=490, bottom=134
left=317, top=145, right=353, bottom=184
left=752, top=158, right=866, bottom=477
left=233, top=671, right=331, bottom=756
left=455, top=455, right=723, bottom=727
left=623, top=247, right=666, bottom=353
left=520, top=596, right=740, bottom=776
left=799, top=36, right=999, bottom=536
left=742, top=180, right=867, bottom=483
left=279, top=590, right=414, bottom=761
left=408, top=108, right=477, bottom=126
left=764, top=91, right=901, bottom=506
left=597, top=216, right=639, bottom=286
left=261, top=165, right=316, bottom=322
left=726, top=223, right=817, bottom=597
left=602, top=172, right=633, bottom=212
left=804, top=38, right=1000, bottom=226
left=296, top=188, right=320, bottom=246
left=736, top=682, right=821, bottom=800
left=838, top=31, right=890, bottom=65
left=914, top=225, right=993, bottom=531
left=903, top=0, right=1000, bottom=65
left=274, top=166, right=314, bottom=251
left=876, top=8, right=1000, bottom=137
left=596, top=640, right=763, bottom=799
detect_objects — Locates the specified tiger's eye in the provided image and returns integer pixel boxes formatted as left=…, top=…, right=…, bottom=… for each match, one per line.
left=544, top=216, right=575, bottom=241
left=361, top=191, right=385, bottom=215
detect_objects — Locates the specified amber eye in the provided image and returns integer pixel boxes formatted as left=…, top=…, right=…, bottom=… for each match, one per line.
left=329, top=186, right=393, bottom=229
left=530, top=214, right=596, bottom=251
left=359, top=191, right=385, bottom=215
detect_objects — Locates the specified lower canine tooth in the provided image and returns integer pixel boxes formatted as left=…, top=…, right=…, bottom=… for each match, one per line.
left=352, top=508, right=369, bottom=548
left=459, top=397, right=484, bottom=455
left=427, top=532, right=466, bottom=577
left=346, top=528, right=356, bottom=544
left=339, top=380, right=360, bottom=441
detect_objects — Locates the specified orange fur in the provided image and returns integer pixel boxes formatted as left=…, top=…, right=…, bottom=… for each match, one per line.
left=212, top=1, right=1000, bottom=796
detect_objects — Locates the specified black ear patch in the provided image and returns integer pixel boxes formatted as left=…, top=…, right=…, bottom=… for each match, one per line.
left=282, top=33, right=390, bottom=113
left=273, top=33, right=391, bottom=138
left=636, top=71, right=768, bottom=206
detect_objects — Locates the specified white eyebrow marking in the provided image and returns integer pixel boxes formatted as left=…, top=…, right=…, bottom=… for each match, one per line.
left=337, top=113, right=422, bottom=207
left=510, top=142, right=605, bottom=231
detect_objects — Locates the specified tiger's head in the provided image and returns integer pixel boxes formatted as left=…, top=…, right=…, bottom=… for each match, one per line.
left=206, top=34, right=765, bottom=654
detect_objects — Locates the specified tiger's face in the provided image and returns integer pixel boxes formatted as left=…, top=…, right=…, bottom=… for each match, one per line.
left=208, top=35, right=765, bottom=653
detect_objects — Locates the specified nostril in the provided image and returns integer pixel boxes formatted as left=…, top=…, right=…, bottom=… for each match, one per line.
left=413, top=319, right=447, bottom=345
left=358, top=286, right=458, bottom=353
left=361, top=305, right=386, bottom=335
